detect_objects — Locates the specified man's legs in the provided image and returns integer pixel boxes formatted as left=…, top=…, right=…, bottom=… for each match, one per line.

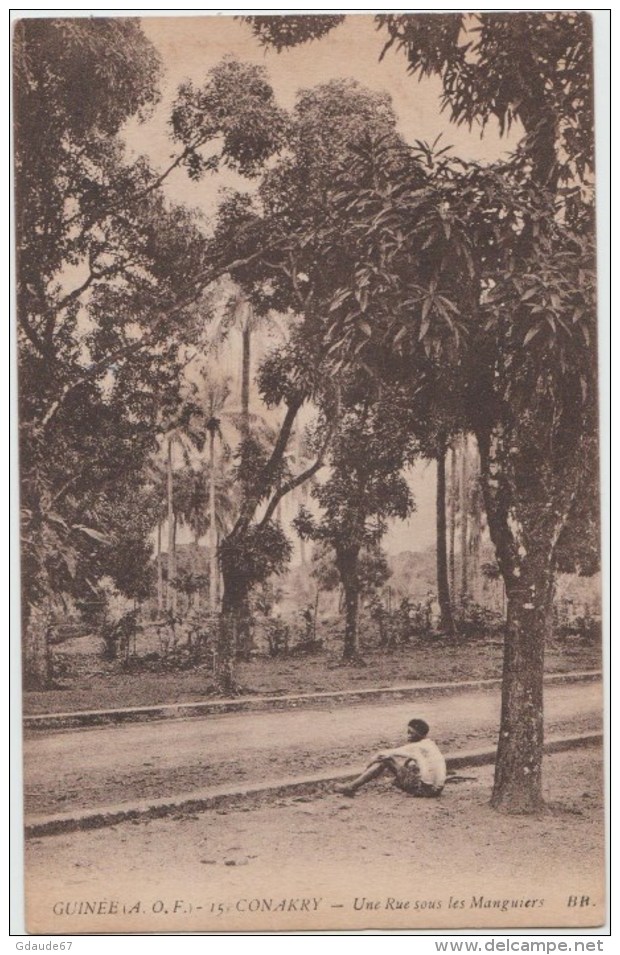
left=334, top=758, right=396, bottom=796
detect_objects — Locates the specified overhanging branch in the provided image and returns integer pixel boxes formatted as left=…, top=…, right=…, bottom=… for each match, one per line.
left=35, top=242, right=288, bottom=433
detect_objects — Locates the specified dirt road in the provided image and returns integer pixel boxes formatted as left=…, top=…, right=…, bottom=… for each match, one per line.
left=23, top=680, right=602, bottom=817
left=24, top=748, right=605, bottom=933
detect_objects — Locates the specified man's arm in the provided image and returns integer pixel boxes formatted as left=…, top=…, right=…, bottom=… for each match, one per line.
left=377, top=743, right=417, bottom=761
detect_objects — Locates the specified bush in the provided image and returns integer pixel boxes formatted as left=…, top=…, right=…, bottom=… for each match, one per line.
left=23, top=610, right=55, bottom=689
left=453, top=597, right=504, bottom=639
left=555, top=611, right=601, bottom=644
left=101, top=609, right=139, bottom=662
left=264, top=618, right=291, bottom=657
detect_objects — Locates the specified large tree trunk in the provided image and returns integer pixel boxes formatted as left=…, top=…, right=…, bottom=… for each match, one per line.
left=491, top=556, right=553, bottom=813
left=217, top=551, right=250, bottom=694
left=477, top=424, right=563, bottom=813
left=214, top=612, right=236, bottom=696
left=336, top=544, right=362, bottom=662
left=436, top=444, right=455, bottom=636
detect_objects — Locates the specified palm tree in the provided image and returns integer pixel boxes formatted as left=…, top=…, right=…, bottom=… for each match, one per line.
left=459, top=433, right=469, bottom=602
left=145, top=460, right=169, bottom=614
left=435, top=435, right=455, bottom=636
left=198, top=376, right=233, bottom=613
left=146, top=459, right=176, bottom=615
left=448, top=442, right=457, bottom=600
left=197, top=365, right=279, bottom=611
left=157, top=401, right=205, bottom=614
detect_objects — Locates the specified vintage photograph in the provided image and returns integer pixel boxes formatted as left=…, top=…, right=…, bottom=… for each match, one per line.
left=15, top=12, right=604, bottom=933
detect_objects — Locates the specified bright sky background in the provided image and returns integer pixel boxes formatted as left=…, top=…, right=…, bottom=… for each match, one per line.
left=122, top=14, right=523, bottom=557
left=125, top=14, right=521, bottom=219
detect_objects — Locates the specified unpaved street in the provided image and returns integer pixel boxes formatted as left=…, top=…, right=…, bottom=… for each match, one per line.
left=25, top=749, right=605, bottom=933
left=24, top=681, right=602, bottom=816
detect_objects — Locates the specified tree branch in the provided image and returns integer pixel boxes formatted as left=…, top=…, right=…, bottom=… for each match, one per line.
left=62, top=144, right=195, bottom=232
left=258, top=419, right=335, bottom=530
left=35, top=243, right=288, bottom=433
left=18, top=313, right=52, bottom=359
left=232, top=397, right=304, bottom=534
left=289, top=251, right=311, bottom=308
left=47, top=259, right=125, bottom=322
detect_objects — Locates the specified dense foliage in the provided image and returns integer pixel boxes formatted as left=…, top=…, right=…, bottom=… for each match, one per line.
left=17, top=15, right=600, bottom=812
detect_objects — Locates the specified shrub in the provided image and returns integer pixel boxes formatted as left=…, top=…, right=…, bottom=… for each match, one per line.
left=453, top=597, right=504, bottom=639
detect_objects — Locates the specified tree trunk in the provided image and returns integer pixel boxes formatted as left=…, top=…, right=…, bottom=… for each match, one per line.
left=491, top=559, right=553, bottom=813
left=449, top=443, right=457, bottom=600
left=298, top=433, right=309, bottom=568
left=215, top=529, right=221, bottom=607
left=241, top=319, right=251, bottom=439
left=460, top=433, right=469, bottom=600
left=217, top=556, right=250, bottom=694
left=172, top=514, right=178, bottom=616
left=336, top=544, right=362, bottom=662
left=469, top=438, right=482, bottom=602
left=166, top=438, right=175, bottom=613
left=156, top=521, right=163, bottom=613
left=436, top=446, right=455, bottom=636
left=235, top=598, right=252, bottom=661
left=215, top=612, right=237, bottom=696
left=313, top=587, right=320, bottom=642
left=193, top=532, right=201, bottom=611
left=343, top=584, right=360, bottom=661
left=477, top=424, right=561, bottom=813
left=208, top=429, right=218, bottom=613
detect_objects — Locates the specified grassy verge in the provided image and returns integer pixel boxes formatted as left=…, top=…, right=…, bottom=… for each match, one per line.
left=22, top=630, right=601, bottom=715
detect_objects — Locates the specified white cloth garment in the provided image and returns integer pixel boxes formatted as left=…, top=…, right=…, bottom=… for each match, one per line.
left=377, top=739, right=447, bottom=790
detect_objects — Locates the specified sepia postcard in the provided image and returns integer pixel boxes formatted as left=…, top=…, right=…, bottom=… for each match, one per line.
left=15, top=11, right=606, bottom=934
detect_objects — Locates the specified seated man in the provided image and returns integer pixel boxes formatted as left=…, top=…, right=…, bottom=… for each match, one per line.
left=334, top=718, right=446, bottom=798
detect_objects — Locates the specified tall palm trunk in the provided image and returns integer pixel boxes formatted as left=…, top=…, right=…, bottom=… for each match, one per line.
left=156, top=521, right=163, bottom=613
left=469, top=438, right=482, bottom=602
left=241, top=319, right=251, bottom=439
left=166, top=438, right=176, bottom=613
left=460, top=433, right=469, bottom=601
left=237, top=313, right=253, bottom=657
left=208, top=429, right=218, bottom=613
left=193, top=531, right=201, bottom=612
left=436, top=443, right=455, bottom=636
left=449, top=443, right=457, bottom=599
left=172, top=514, right=178, bottom=616
left=215, top=529, right=221, bottom=606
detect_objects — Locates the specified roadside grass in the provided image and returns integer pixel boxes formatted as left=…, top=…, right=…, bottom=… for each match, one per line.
left=22, top=628, right=601, bottom=715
